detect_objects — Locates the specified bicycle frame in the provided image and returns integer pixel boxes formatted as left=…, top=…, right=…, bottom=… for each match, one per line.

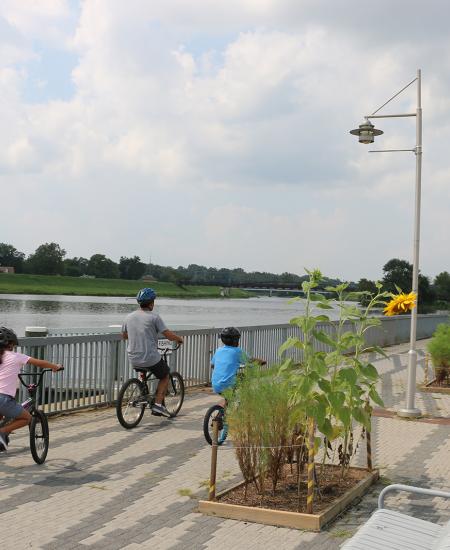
left=18, top=369, right=52, bottom=414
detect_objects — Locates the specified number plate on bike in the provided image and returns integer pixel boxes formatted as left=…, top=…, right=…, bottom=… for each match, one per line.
left=158, top=339, right=173, bottom=353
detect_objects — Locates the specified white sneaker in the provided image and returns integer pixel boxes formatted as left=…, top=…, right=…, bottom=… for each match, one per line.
left=0, top=432, right=8, bottom=452
left=151, top=403, right=171, bottom=418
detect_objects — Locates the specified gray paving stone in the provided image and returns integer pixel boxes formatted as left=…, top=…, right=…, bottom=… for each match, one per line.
left=2, top=342, right=450, bottom=549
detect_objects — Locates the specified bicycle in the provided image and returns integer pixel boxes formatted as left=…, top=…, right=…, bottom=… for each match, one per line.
left=203, top=403, right=228, bottom=446
left=116, top=345, right=185, bottom=429
left=203, top=362, right=265, bottom=446
left=0, top=368, right=63, bottom=464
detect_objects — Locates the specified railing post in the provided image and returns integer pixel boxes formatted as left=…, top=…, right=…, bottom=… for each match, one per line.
left=205, top=332, right=213, bottom=385
left=106, top=339, right=118, bottom=404
left=25, top=327, right=48, bottom=406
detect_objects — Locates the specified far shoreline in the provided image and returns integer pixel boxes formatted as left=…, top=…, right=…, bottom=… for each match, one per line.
left=0, top=273, right=251, bottom=300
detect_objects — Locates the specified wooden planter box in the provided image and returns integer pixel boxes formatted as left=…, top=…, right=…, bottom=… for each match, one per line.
left=419, top=379, right=450, bottom=394
left=198, top=467, right=379, bottom=531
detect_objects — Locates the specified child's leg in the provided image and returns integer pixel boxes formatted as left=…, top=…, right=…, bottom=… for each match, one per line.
left=217, top=392, right=227, bottom=408
left=0, top=409, right=32, bottom=435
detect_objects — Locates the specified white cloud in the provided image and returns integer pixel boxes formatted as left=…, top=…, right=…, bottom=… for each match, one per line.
left=0, top=1, right=448, bottom=281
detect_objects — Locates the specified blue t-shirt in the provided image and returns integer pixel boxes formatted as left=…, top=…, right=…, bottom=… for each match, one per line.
left=211, top=346, right=248, bottom=393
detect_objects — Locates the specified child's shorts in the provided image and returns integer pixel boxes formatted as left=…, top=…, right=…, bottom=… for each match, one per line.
left=0, top=393, right=24, bottom=420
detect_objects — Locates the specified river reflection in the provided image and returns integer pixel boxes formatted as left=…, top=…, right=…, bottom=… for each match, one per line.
left=0, top=294, right=347, bottom=336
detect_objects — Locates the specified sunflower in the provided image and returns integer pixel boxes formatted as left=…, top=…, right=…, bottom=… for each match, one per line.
left=383, top=292, right=417, bottom=316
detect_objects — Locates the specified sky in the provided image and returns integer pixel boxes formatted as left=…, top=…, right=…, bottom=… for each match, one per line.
left=1, top=0, right=449, bottom=282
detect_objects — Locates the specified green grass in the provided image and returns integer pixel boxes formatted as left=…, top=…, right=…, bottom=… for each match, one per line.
left=0, top=273, right=250, bottom=299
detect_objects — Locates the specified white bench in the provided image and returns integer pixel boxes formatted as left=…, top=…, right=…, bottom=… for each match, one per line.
left=341, top=484, right=450, bottom=550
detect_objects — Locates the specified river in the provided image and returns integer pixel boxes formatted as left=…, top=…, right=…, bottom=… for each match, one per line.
left=0, top=294, right=349, bottom=336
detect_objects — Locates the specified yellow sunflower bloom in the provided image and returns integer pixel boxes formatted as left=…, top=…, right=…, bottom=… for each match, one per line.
left=383, top=292, right=417, bottom=316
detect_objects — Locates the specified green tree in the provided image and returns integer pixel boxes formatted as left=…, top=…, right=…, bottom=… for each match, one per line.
left=26, top=243, right=66, bottom=275
left=434, top=271, right=450, bottom=302
left=87, top=254, right=119, bottom=279
left=382, top=258, right=435, bottom=310
left=119, top=256, right=147, bottom=280
left=356, top=278, right=378, bottom=306
left=0, top=243, right=25, bottom=272
left=382, top=259, right=414, bottom=292
left=63, top=257, right=89, bottom=277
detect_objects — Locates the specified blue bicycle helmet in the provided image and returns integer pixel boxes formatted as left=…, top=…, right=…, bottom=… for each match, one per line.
left=136, top=288, right=157, bottom=305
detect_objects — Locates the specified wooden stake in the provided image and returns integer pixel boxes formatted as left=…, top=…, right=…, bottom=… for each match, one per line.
left=306, top=417, right=315, bottom=514
left=209, top=419, right=219, bottom=501
left=365, top=403, right=372, bottom=472
left=424, top=354, right=429, bottom=385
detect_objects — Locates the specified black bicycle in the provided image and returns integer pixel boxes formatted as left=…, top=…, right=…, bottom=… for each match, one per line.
left=0, top=369, right=63, bottom=464
left=116, top=346, right=185, bottom=429
left=203, top=403, right=228, bottom=446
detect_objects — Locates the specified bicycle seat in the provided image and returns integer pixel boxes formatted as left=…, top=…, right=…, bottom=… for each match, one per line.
left=133, top=366, right=154, bottom=374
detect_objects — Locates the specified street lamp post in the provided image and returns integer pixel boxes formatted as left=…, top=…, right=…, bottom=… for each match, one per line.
left=350, top=69, right=423, bottom=418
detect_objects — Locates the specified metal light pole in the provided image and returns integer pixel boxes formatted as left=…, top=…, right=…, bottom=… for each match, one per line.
left=350, top=69, right=423, bottom=418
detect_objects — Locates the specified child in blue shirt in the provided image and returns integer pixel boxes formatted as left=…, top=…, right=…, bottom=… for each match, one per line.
left=211, top=327, right=265, bottom=398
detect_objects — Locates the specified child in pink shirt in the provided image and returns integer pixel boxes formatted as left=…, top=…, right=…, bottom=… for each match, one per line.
left=0, top=327, right=62, bottom=451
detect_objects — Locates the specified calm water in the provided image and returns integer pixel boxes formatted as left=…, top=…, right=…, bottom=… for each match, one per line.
left=0, top=294, right=347, bottom=336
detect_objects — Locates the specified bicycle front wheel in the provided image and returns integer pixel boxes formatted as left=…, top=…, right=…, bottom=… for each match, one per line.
left=116, top=378, right=147, bottom=429
left=203, top=404, right=227, bottom=445
left=164, top=372, right=185, bottom=417
left=30, top=410, right=49, bottom=464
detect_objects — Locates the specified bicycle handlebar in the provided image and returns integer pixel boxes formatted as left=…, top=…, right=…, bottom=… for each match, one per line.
left=18, top=367, right=64, bottom=388
left=158, top=343, right=181, bottom=353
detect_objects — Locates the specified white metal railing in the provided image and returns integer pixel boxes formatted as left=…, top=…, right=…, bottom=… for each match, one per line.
left=16, top=313, right=448, bottom=414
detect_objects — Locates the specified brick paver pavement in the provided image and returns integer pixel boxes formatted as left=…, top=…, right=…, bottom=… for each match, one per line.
left=1, top=339, right=450, bottom=549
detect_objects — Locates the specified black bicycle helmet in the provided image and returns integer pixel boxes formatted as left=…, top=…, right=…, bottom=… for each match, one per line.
left=0, top=327, right=18, bottom=346
left=220, top=327, right=241, bottom=346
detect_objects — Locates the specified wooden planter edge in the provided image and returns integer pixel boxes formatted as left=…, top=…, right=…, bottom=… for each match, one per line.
left=419, top=380, right=450, bottom=394
left=198, top=467, right=379, bottom=532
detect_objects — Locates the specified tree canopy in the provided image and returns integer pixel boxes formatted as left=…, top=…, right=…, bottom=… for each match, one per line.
left=26, top=243, right=66, bottom=275
left=0, top=243, right=25, bottom=273
left=87, top=254, right=119, bottom=279
left=1, top=243, right=448, bottom=311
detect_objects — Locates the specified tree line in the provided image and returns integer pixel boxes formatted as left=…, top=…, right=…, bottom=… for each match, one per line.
left=0, top=242, right=448, bottom=309
left=0, top=242, right=311, bottom=285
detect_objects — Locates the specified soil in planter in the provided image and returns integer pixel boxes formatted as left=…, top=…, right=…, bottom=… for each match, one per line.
left=220, top=464, right=369, bottom=514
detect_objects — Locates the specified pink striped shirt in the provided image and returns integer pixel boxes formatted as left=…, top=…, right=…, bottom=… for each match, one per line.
left=0, top=350, right=31, bottom=397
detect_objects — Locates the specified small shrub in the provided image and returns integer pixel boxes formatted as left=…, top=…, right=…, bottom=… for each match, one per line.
left=428, top=324, right=450, bottom=383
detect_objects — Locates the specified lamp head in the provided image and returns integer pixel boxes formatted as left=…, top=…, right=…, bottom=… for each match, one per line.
left=350, top=120, right=383, bottom=144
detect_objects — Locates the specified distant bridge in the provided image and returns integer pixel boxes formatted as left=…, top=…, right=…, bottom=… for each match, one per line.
left=231, top=281, right=303, bottom=290
left=218, top=283, right=335, bottom=298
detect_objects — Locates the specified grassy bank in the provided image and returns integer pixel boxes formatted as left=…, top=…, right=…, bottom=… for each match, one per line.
left=0, top=274, right=250, bottom=299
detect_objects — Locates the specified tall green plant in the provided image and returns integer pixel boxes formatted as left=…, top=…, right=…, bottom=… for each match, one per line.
left=226, top=365, right=293, bottom=497
left=279, top=269, right=389, bottom=480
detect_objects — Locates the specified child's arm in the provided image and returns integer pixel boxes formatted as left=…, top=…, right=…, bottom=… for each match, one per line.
left=27, top=357, right=63, bottom=372
left=241, top=349, right=266, bottom=366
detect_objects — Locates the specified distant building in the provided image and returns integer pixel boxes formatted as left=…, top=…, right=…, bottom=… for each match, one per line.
left=141, top=275, right=157, bottom=282
left=0, top=266, right=15, bottom=274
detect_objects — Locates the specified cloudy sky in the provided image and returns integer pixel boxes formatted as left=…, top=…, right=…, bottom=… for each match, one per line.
left=1, top=0, right=449, bottom=281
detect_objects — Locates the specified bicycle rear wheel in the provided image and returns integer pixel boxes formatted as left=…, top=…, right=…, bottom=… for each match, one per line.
left=30, top=410, right=49, bottom=464
left=116, top=378, right=147, bottom=429
left=164, top=372, right=185, bottom=417
left=203, top=404, right=227, bottom=445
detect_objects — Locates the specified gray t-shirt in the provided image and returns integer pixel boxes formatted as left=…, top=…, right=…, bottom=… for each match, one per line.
left=122, top=309, right=168, bottom=367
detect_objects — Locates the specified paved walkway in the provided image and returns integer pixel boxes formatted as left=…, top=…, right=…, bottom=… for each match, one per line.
left=1, top=339, right=450, bottom=549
